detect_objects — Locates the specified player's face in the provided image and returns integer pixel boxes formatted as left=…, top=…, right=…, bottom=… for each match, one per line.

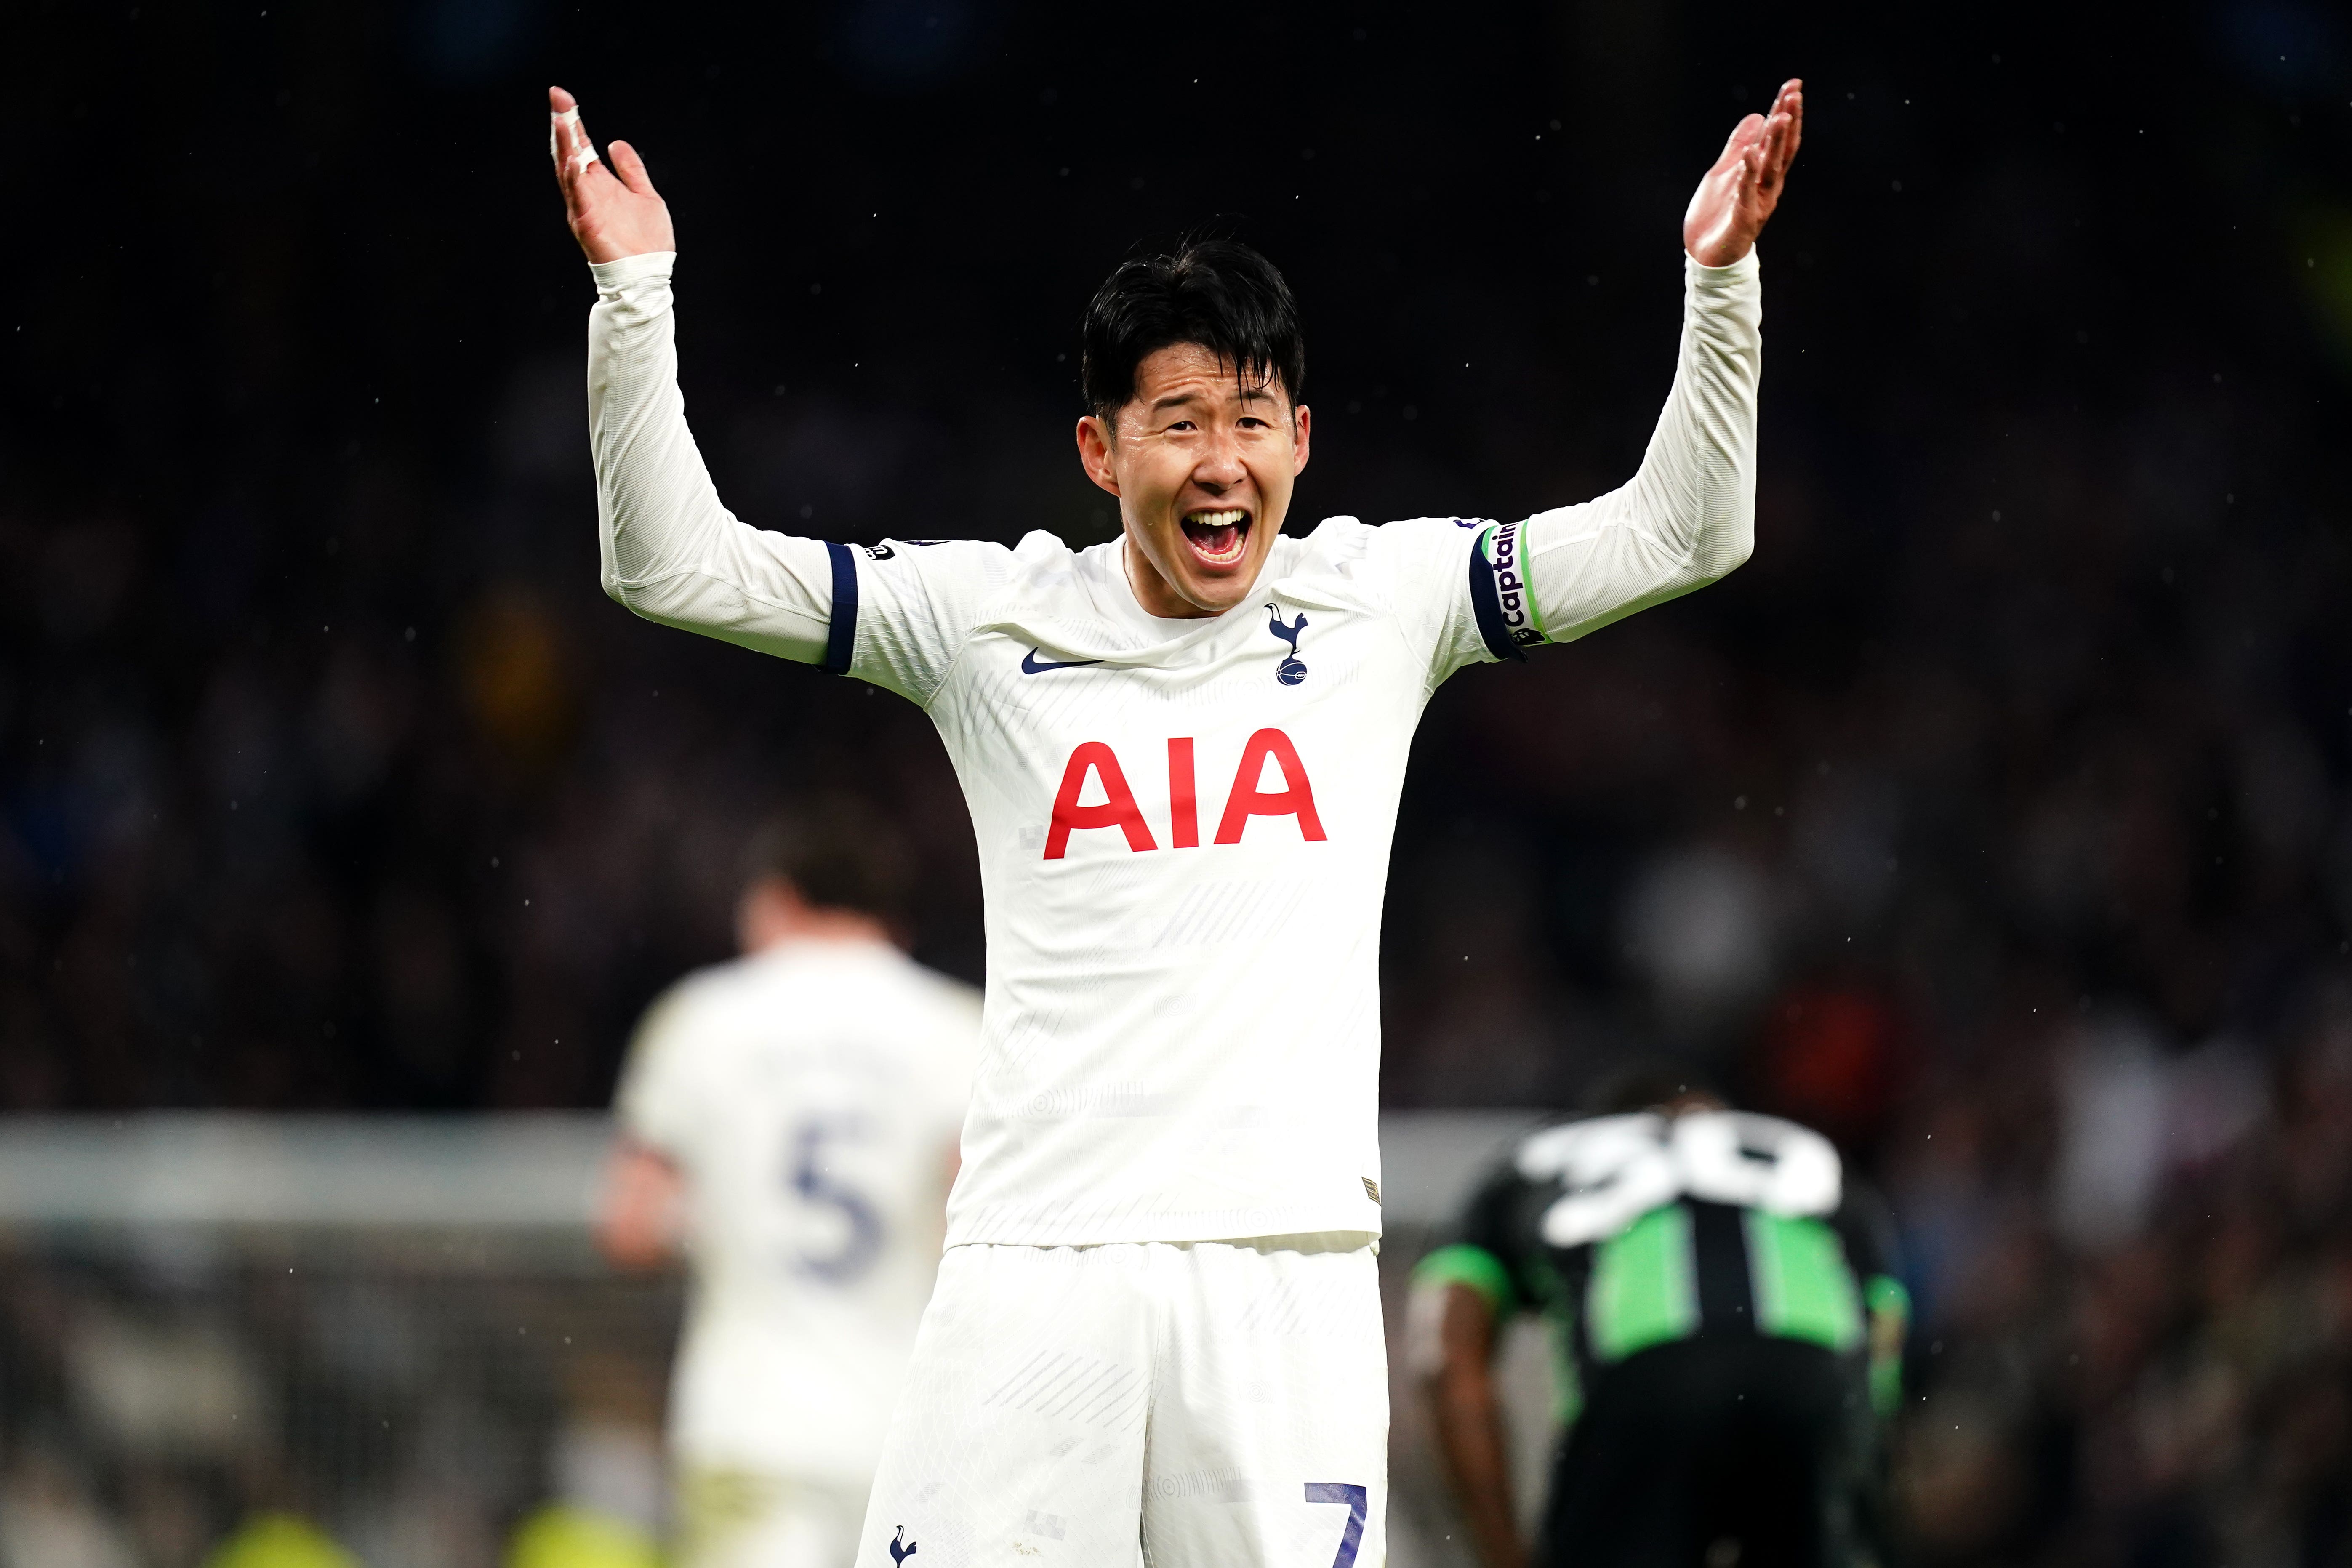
left=1076, top=343, right=1311, bottom=619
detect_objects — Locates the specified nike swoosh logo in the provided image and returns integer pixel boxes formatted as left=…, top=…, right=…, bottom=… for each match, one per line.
left=1021, top=649, right=1103, bottom=675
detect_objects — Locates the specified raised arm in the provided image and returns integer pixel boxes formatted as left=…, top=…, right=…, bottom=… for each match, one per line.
left=1520, top=81, right=1801, bottom=643
left=550, top=88, right=838, bottom=666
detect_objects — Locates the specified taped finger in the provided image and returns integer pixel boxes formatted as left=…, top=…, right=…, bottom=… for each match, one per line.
left=549, top=104, right=579, bottom=163
left=550, top=105, right=601, bottom=176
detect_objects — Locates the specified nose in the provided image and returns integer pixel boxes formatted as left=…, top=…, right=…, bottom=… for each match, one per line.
left=1192, top=428, right=1247, bottom=490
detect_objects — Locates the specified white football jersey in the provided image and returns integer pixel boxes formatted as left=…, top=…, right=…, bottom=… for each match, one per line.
left=836, top=519, right=1501, bottom=1246
left=584, top=247, right=1762, bottom=1252
left=615, top=938, right=981, bottom=1480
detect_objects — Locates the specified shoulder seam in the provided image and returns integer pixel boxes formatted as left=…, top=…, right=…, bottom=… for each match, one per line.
left=917, top=570, right=1000, bottom=712
left=1337, top=519, right=1449, bottom=697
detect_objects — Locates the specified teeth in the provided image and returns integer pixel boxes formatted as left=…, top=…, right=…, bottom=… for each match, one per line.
left=1181, top=507, right=1249, bottom=565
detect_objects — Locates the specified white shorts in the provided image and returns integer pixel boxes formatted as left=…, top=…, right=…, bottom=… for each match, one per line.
left=851, top=1234, right=1388, bottom=1568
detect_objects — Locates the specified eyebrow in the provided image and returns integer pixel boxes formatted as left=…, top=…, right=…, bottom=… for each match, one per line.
left=1147, top=384, right=1281, bottom=415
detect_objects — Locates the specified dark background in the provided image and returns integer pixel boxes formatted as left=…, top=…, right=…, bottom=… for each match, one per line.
left=6, top=0, right=2352, bottom=1561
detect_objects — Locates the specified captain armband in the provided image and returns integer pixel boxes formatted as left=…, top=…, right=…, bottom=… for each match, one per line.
left=1468, top=518, right=1549, bottom=662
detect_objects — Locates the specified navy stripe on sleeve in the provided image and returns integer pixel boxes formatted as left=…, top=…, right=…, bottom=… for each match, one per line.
left=822, top=540, right=858, bottom=676
left=1466, top=528, right=1525, bottom=663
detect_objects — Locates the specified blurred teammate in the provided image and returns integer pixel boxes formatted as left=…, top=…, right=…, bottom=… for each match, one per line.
left=1412, top=1071, right=1907, bottom=1568
left=549, top=73, right=1801, bottom=1568
left=597, top=799, right=980, bottom=1568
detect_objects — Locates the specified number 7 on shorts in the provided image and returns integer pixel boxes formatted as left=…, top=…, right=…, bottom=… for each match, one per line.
left=1303, top=1483, right=1367, bottom=1568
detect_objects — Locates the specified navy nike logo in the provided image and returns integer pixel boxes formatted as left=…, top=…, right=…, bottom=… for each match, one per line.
left=1022, top=648, right=1102, bottom=674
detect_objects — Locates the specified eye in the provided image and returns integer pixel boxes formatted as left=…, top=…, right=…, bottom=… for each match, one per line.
left=1165, top=419, right=1198, bottom=433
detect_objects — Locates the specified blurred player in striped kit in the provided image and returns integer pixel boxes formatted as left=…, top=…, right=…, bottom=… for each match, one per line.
left=1414, top=1069, right=1908, bottom=1568
left=597, top=798, right=980, bottom=1568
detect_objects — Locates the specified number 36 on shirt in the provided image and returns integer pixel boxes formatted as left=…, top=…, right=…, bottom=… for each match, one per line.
left=1517, top=1111, right=1844, bottom=1249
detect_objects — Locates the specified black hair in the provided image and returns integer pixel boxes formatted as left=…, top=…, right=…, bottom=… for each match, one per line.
left=742, top=794, right=914, bottom=923
left=1581, top=1060, right=1724, bottom=1117
left=1080, top=237, right=1306, bottom=421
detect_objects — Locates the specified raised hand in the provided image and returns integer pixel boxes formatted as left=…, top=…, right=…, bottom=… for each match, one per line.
left=1682, top=79, right=1803, bottom=267
left=549, top=86, right=676, bottom=264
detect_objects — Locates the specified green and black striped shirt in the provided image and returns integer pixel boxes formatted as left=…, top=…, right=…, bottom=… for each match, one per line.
left=1415, top=1110, right=1907, bottom=1425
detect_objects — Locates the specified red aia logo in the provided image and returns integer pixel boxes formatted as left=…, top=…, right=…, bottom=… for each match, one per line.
left=1044, top=729, right=1327, bottom=860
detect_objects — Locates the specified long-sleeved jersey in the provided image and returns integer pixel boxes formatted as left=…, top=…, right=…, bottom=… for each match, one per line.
left=585, top=248, right=1762, bottom=1247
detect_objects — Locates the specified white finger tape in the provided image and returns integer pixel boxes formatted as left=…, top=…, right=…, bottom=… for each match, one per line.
left=570, top=146, right=602, bottom=173
left=549, top=105, right=583, bottom=162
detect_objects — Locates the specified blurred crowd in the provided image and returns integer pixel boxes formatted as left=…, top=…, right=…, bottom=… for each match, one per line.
left=7, top=0, right=2352, bottom=1563
left=1883, top=983, right=2352, bottom=1567
left=1372, top=343, right=2352, bottom=1562
left=0, top=1243, right=677, bottom=1568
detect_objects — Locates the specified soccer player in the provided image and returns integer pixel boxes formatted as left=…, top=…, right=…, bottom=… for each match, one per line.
left=597, top=799, right=980, bottom=1568
left=549, top=74, right=1801, bottom=1568
left=1410, top=1071, right=1907, bottom=1568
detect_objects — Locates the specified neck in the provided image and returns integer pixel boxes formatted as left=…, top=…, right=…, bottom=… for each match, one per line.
left=1122, top=534, right=1267, bottom=620
left=1122, top=535, right=1207, bottom=619
left=743, top=905, right=895, bottom=954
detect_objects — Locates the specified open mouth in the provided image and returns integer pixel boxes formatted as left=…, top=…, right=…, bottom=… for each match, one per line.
left=1180, top=508, right=1252, bottom=568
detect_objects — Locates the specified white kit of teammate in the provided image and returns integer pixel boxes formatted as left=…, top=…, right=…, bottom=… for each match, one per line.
left=615, top=937, right=979, bottom=1564
left=551, top=77, right=1803, bottom=1568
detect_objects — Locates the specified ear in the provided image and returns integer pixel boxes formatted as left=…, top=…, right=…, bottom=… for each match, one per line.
left=1075, top=414, right=1122, bottom=498
left=1291, top=404, right=1311, bottom=476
